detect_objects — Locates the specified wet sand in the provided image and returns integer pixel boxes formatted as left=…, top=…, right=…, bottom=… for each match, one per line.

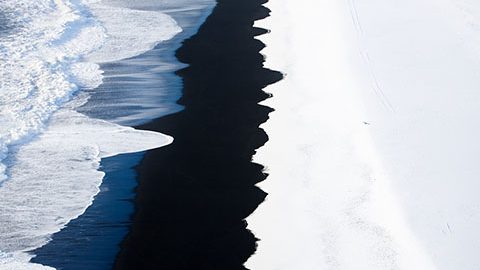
left=114, top=0, right=282, bottom=269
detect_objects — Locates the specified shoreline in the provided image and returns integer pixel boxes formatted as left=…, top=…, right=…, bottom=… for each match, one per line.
left=114, top=0, right=282, bottom=268
left=30, top=3, right=216, bottom=269
left=31, top=153, right=143, bottom=270
left=78, top=2, right=216, bottom=127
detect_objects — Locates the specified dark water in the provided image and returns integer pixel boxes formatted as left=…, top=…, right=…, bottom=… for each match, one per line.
left=78, top=1, right=216, bottom=126
left=0, top=12, right=9, bottom=35
left=31, top=2, right=215, bottom=269
left=0, top=10, right=16, bottom=37
left=32, top=153, right=143, bottom=270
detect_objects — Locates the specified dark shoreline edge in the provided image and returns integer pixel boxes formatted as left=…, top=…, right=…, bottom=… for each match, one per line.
left=115, top=0, right=282, bottom=269
left=31, top=153, right=143, bottom=270
left=30, top=4, right=216, bottom=269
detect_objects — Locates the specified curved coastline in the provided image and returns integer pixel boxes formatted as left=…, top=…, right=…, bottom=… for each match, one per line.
left=114, top=0, right=282, bottom=268
left=31, top=2, right=216, bottom=270
left=0, top=1, right=181, bottom=268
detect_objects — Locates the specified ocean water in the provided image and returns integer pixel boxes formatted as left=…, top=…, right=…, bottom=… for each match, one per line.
left=31, top=153, right=145, bottom=270
left=30, top=1, right=216, bottom=269
left=0, top=0, right=212, bottom=269
left=78, top=0, right=216, bottom=126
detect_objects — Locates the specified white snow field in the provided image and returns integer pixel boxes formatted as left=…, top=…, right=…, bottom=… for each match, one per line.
left=247, top=0, right=480, bottom=269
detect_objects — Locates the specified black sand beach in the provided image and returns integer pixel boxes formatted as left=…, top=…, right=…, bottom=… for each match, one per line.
left=115, top=0, right=282, bottom=269
left=31, top=153, right=143, bottom=270
left=30, top=4, right=215, bottom=269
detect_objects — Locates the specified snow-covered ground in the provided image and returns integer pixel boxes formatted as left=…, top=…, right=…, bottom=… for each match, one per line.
left=247, top=0, right=480, bottom=269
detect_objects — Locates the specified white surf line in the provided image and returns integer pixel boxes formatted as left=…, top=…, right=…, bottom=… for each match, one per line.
left=0, top=0, right=181, bottom=269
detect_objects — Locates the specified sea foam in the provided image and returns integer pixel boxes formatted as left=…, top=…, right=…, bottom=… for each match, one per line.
left=0, top=0, right=181, bottom=269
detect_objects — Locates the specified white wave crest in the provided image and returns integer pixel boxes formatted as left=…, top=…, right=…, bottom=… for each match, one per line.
left=0, top=0, right=182, bottom=269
